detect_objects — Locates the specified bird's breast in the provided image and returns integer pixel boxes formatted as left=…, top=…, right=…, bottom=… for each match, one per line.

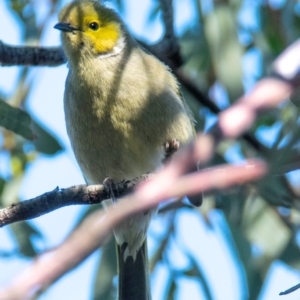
left=64, top=85, right=164, bottom=184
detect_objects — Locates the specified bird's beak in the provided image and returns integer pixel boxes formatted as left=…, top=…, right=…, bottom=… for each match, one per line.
left=54, top=22, right=79, bottom=32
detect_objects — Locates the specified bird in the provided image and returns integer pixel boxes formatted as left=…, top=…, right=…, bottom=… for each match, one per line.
left=54, top=0, right=199, bottom=299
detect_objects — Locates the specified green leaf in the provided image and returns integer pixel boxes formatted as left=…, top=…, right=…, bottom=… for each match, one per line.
left=180, top=28, right=211, bottom=82
left=74, top=204, right=103, bottom=229
left=204, top=5, right=244, bottom=102
left=31, top=118, right=63, bottom=155
left=253, top=110, right=279, bottom=129
left=243, top=197, right=291, bottom=259
left=149, top=233, right=169, bottom=272
left=256, top=175, right=294, bottom=207
left=9, top=221, right=43, bottom=257
left=217, top=191, right=247, bottom=225
left=175, top=240, right=213, bottom=300
left=260, top=5, right=286, bottom=56
left=92, top=237, right=117, bottom=300
left=185, top=255, right=214, bottom=300
left=226, top=222, right=263, bottom=300
left=1, top=174, right=24, bottom=207
left=147, top=2, right=161, bottom=24
left=279, top=237, right=300, bottom=269
left=166, top=279, right=176, bottom=300
left=289, top=90, right=300, bottom=109
left=0, top=99, right=34, bottom=140
left=8, top=0, right=31, bottom=17
left=0, top=177, right=5, bottom=198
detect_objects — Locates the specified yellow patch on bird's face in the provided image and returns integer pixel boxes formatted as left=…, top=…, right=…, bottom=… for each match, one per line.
left=59, top=1, right=121, bottom=55
left=83, top=16, right=120, bottom=54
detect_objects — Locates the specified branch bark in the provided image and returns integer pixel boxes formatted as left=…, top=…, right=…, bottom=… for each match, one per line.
left=0, top=174, right=153, bottom=228
left=0, top=41, right=65, bottom=66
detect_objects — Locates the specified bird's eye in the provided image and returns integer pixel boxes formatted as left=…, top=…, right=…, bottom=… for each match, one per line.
left=89, top=22, right=99, bottom=31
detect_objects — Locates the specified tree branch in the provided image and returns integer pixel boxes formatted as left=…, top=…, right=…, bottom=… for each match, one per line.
left=0, top=174, right=153, bottom=228
left=0, top=41, right=65, bottom=66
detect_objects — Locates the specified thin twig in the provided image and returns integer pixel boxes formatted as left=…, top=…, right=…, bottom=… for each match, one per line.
left=279, top=283, right=300, bottom=295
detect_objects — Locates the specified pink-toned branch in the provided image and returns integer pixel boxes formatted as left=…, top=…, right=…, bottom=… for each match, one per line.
left=218, top=78, right=292, bottom=138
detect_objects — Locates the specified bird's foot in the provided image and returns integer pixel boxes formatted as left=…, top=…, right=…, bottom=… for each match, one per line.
left=103, top=177, right=118, bottom=203
left=163, top=138, right=180, bottom=163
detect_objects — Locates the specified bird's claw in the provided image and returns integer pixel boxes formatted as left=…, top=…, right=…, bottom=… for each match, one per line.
left=103, top=177, right=118, bottom=203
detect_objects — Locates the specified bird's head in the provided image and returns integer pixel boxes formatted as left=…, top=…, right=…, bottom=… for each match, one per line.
left=54, top=0, right=124, bottom=61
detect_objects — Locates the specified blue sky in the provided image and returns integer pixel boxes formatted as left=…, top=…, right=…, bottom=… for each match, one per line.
left=0, top=0, right=300, bottom=299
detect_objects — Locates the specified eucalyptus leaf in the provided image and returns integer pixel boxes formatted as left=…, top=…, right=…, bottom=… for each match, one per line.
left=289, top=88, right=300, bottom=108
left=227, top=220, right=263, bottom=300
left=0, top=177, right=5, bottom=199
left=1, top=174, right=23, bottom=207
left=92, top=237, right=117, bottom=300
left=256, top=175, right=294, bottom=207
left=180, top=28, right=211, bottom=88
left=204, top=5, right=244, bottom=102
left=260, top=5, right=288, bottom=56
left=185, top=255, right=213, bottom=300
left=0, top=99, right=34, bottom=140
left=74, top=204, right=103, bottom=229
left=149, top=232, right=169, bottom=272
left=31, top=118, right=63, bottom=155
left=244, top=197, right=291, bottom=260
left=147, top=2, right=160, bottom=24
left=166, top=279, right=176, bottom=300
left=279, top=237, right=300, bottom=270
left=9, top=221, right=43, bottom=257
left=8, top=0, right=31, bottom=19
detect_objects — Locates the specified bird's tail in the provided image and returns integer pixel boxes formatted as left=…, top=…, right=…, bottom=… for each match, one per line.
left=117, top=239, right=151, bottom=300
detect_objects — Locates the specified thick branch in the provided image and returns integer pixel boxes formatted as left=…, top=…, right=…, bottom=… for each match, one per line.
left=0, top=174, right=153, bottom=228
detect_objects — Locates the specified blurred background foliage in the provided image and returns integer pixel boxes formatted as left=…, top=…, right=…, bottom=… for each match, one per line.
left=1, top=0, right=300, bottom=299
